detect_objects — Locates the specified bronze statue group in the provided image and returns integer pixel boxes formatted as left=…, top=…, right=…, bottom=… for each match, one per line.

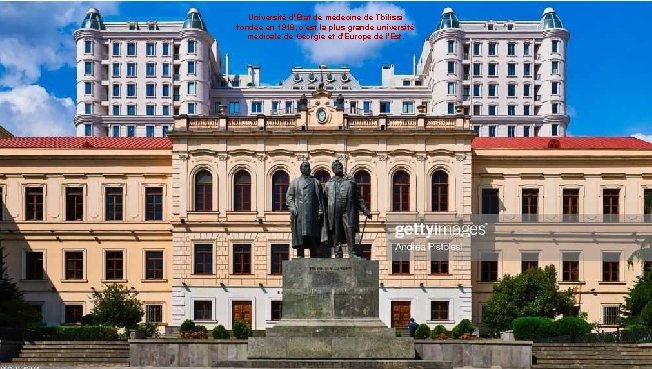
left=286, top=160, right=372, bottom=258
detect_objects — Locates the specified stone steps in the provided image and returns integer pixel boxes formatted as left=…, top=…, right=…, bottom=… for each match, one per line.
left=12, top=341, right=129, bottom=366
left=532, top=343, right=652, bottom=369
left=213, top=359, right=452, bottom=369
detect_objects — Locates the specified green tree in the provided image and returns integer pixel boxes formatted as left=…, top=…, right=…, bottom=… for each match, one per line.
left=90, top=283, right=144, bottom=329
left=482, top=265, right=575, bottom=337
left=621, top=271, right=652, bottom=327
left=0, top=246, right=42, bottom=328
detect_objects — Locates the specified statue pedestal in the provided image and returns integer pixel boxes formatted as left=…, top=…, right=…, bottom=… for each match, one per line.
left=247, top=258, right=414, bottom=359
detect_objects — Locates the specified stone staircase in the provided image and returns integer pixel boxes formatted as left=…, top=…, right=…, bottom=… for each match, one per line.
left=11, top=341, right=129, bottom=366
left=532, top=343, right=652, bottom=369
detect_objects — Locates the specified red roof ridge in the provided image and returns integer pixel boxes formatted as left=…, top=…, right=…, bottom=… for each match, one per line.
left=0, top=137, right=172, bottom=150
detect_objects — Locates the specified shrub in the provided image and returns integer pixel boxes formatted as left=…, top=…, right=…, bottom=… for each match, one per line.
left=232, top=320, right=252, bottom=339
left=137, top=322, right=160, bottom=338
left=80, top=314, right=96, bottom=326
left=212, top=325, right=230, bottom=339
left=452, top=319, right=475, bottom=339
left=553, top=316, right=592, bottom=341
left=512, top=317, right=555, bottom=340
left=179, top=319, right=196, bottom=333
left=90, top=284, right=144, bottom=329
left=179, top=319, right=208, bottom=339
left=414, top=324, right=431, bottom=339
left=25, top=326, right=119, bottom=341
left=430, top=325, right=449, bottom=339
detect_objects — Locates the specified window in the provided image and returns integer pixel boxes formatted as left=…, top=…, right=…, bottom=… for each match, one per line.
left=25, top=251, right=44, bottom=280
left=552, top=103, right=559, bottom=114
left=363, top=101, right=371, bottom=114
left=355, top=244, right=372, bottom=261
left=602, top=252, right=620, bottom=282
left=380, top=101, right=391, bottom=114
left=127, top=106, right=136, bottom=116
left=162, top=125, right=169, bottom=136
left=193, top=300, right=212, bottom=321
left=524, top=63, right=531, bottom=77
left=473, top=125, right=480, bottom=134
left=65, top=187, right=84, bottom=221
left=286, top=100, right=294, bottom=114
left=105, top=250, right=124, bottom=280
left=146, top=63, right=156, bottom=77
left=162, top=43, right=170, bottom=56
left=272, top=170, right=289, bottom=211
left=562, top=188, right=580, bottom=221
left=162, top=84, right=170, bottom=97
left=187, top=81, right=196, bottom=95
left=145, top=304, right=163, bottom=323
left=552, top=124, right=559, bottom=136
left=127, top=42, right=136, bottom=56
left=146, top=105, right=155, bottom=116
left=402, top=101, right=414, bottom=114
left=65, top=251, right=84, bottom=280
left=112, top=84, right=120, bottom=97
left=251, top=101, right=262, bottom=113
left=480, top=252, right=499, bottom=282
left=447, top=103, right=455, bottom=115
left=524, top=42, right=531, bottom=56
left=146, top=42, right=155, bottom=56
left=313, top=170, right=331, bottom=187
left=431, top=170, right=448, bottom=212
left=25, top=187, right=44, bottom=221
left=127, top=84, right=136, bottom=97
left=84, top=123, right=92, bottom=136
left=552, top=61, right=559, bottom=74
left=233, top=170, right=252, bottom=211
left=271, top=301, right=283, bottom=321
left=534, top=126, right=541, bottom=137
left=355, top=170, right=371, bottom=210
left=522, top=188, right=539, bottom=222
left=447, top=40, right=455, bottom=53
left=507, top=105, right=516, bottom=116
left=84, top=82, right=92, bottom=95
left=83, top=40, right=93, bottom=55
left=521, top=252, right=539, bottom=272
left=126, top=62, right=136, bottom=77
left=162, top=63, right=170, bottom=77
left=446, top=83, right=456, bottom=96
left=430, top=247, right=449, bottom=275
left=523, top=126, right=531, bottom=137
left=488, top=125, right=496, bottom=136
left=162, top=106, right=170, bottom=117
left=233, top=244, right=251, bottom=274
left=64, top=305, right=83, bottom=324
left=194, top=170, right=213, bottom=211
left=392, top=247, right=410, bottom=275
left=562, top=252, right=580, bottom=281
left=508, top=125, right=515, bottom=137
left=488, top=84, right=497, bottom=97
left=551, top=81, right=559, bottom=95
left=112, top=125, right=120, bottom=137
left=603, top=306, right=619, bottom=325
left=473, top=42, right=481, bottom=56
left=507, top=42, right=516, bottom=56
left=392, top=170, right=410, bottom=212
left=447, top=61, right=455, bottom=74
left=473, top=63, right=481, bottom=76
left=524, top=105, right=531, bottom=116
left=84, top=61, right=93, bottom=75
left=645, top=188, right=652, bottom=222
left=112, top=42, right=120, bottom=56
left=488, top=106, right=497, bottom=116
left=188, top=40, right=196, bottom=53
left=146, top=83, right=156, bottom=97
left=481, top=188, right=499, bottom=215
left=112, top=62, right=120, bottom=77
left=270, top=244, right=289, bottom=275
left=603, top=189, right=620, bottom=221
left=145, top=187, right=163, bottom=220
left=145, top=251, right=164, bottom=280
left=188, top=61, right=196, bottom=74
left=194, top=244, right=213, bottom=275
left=523, top=84, right=531, bottom=97
left=229, top=101, right=240, bottom=114
left=488, top=42, right=497, bottom=56
left=507, top=63, right=516, bottom=76
left=473, top=84, right=481, bottom=97
left=188, top=103, right=196, bottom=114
left=552, top=40, right=560, bottom=53
left=430, top=301, right=449, bottom=321
left=488, top=63, right=497, bottom=76
left=508, top=84, right=516, bottom=97
left=105, top=187, right=123, bottom=221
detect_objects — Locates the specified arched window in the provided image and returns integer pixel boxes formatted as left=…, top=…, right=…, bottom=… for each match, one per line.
left=234, top=170, right=251, bottom=211
left=431, top=170, right=449, bottom=212
left=194, top=170, right=213, bottom=212
left=272, top=170, right=289, bottom=211
left=392, top=170, right=410, bottom=212
left=354, top=170, right=371, bottom=210
left=313, top=169, right=331, bottom=188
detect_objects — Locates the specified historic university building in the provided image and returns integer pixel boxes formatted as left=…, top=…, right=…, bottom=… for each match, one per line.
left=1, top=6, right=651, bottom=332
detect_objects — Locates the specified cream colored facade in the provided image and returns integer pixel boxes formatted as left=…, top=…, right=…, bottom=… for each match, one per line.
left=0, top=141, right=172, bottom=326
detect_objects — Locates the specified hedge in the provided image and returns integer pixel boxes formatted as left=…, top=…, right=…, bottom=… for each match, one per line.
left=25, top=326, right=120, bottom=341
left=512, top=317, right=555, bottom=340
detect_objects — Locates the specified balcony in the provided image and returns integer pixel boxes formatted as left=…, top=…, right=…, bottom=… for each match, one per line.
left=463, top=94, right=470, bottom=101
left=535, top=74, right=541, bottom=81
left=173, top=74, right=180, bottom=81
left=463, top=74, right=470, bottom=81
left=173, top=53, right=179, bottom=61
left=173, top=94, right=180, bottom=102
left=535, top=95, right=541, bottom=102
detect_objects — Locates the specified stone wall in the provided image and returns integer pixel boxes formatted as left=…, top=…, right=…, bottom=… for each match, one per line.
left=0, top=340, right=22, bottom=362
left=415, top=340, right=532, bottom=369
left=129, top=339, right=247, bottom=367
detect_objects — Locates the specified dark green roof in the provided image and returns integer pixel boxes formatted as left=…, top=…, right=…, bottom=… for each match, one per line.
left=80, top=8, right=105, bottom=30
left=183, top=8, right=207, bottom=31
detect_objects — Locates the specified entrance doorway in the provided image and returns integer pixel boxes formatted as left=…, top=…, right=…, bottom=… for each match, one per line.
left=391, top=301, right=411, bottom=328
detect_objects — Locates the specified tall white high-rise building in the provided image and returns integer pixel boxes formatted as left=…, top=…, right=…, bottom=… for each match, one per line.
left=74, top=6, right=568, bottom=138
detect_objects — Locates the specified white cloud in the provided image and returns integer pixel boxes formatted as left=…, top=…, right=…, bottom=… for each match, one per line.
left=299, top=2, right=415, bottom=65
left=632, top=133, right=652, bottom=143
left=0, top=85, right=75, bottom=136
left=0, top=2, right=119, bottom=86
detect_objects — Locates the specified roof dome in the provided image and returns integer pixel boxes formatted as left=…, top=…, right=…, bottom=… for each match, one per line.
left=436, top=8, right=460, bottom=30
left=80, top=8, right=105, bottom=30
left=183, top=8, right=207, bottom=31
left=539, top=7, right=564, bottom=30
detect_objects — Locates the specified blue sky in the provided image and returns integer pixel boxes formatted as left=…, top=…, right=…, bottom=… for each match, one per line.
left=0, top=1, right=651, bottom=139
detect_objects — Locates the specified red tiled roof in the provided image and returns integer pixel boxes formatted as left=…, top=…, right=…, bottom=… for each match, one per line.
left=471, top=137, right=652, bottom=150
left=0, top=137, right=172, bottom=150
